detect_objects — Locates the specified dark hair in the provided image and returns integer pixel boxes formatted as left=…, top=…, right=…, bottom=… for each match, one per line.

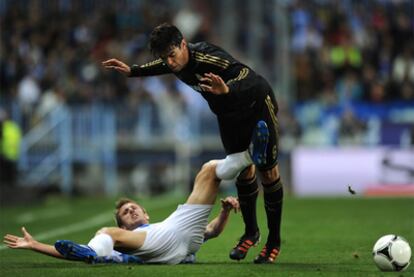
left=149, top=23, right=183, bottom=57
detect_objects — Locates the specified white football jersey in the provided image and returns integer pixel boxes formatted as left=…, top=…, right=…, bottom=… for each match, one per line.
left=130, top=204, right=212, bottom=264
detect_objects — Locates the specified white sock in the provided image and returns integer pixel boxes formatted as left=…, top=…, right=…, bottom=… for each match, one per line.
left=215, top=150, right=253, bottom=180
left=87, top=233, right=114, bottom=256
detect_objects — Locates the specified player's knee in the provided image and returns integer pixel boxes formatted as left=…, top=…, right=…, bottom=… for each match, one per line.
left=237, top=164, right=255, bottom=181
left=197, top=160, right=219, bottom=187
left=201, top=160, right=217, bottom=175
left=259, top=165, right=280, bottom=182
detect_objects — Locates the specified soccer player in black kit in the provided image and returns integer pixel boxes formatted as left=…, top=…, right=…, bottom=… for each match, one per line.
left=103, top=23, right=283, bottom=264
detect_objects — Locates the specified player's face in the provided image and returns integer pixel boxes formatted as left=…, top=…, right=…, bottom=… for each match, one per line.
left=160, top=40, right=189, bottom=72
left=118, top=202, right=149, bottom=230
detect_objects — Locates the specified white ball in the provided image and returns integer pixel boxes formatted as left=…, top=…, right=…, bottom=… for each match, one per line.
left=372, top=234, right=411, bottom=271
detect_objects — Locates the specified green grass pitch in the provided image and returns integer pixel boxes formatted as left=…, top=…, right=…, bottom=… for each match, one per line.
left=1, top=195, right=413, bottom=276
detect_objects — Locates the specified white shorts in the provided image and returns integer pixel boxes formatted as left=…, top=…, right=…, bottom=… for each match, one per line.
left=131, top=204, right=212, bottom=264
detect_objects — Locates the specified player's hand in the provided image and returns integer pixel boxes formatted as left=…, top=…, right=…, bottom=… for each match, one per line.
left=220, top=196, right=240, bottom=213
left=3, top=227, right=35, bottom=249
left=102, top=58, right=131, bottom=76
left=199, top=73, right=229, bottom=95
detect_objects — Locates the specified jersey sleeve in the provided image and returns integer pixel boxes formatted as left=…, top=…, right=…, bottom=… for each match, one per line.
left=129, top=58, right=172, bottom=77
left=225, top=64, right=257, bottom=94
left=194, top=42, right=258, bottom=94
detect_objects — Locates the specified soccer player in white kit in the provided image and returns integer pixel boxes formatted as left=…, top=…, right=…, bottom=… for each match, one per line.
left=4, top=121, right=269, bottom=264
left=84, top=159, right=243, bottom=264
left=4, top=160, right=250, bottom=264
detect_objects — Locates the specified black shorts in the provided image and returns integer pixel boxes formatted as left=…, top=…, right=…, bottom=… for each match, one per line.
left=217, top=91, right=279, bottom=170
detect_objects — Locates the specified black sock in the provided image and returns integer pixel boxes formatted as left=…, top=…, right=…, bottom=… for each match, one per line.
left=262, top=178, right=283, bottom=249
left=236, top=176, right=259, bottom=236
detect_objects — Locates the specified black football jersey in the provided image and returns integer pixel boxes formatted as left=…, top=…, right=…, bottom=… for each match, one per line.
left=129, top=42, right=271, bottom=118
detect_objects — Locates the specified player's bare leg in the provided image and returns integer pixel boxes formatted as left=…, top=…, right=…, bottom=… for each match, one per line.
left=186, top=160, right=221, bottom=205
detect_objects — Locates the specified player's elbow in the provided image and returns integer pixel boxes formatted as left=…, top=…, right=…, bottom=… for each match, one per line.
left=204, top=229, right=219, bottom=240
left=96, top=227, right=123, bottom=239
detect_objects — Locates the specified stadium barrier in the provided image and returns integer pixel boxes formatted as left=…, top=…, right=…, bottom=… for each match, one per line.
left=292, top=147, right=414, bottom=196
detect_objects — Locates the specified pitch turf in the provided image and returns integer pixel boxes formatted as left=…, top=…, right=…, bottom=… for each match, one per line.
left=0, top=195, right=413, bottom=277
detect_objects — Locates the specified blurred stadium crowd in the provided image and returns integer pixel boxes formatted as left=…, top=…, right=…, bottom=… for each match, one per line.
left=1, top=0, right=413, bottom=149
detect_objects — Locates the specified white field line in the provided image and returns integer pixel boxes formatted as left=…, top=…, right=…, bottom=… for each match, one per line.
left=1, top=211, right=111, bottom=251
left=1, top=198, right=182, bottom=251
left=16, top=208, right=72, bottom=224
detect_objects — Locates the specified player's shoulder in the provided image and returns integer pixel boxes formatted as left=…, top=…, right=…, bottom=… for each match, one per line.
left=190, top=41, right=230, bottom=56
left=189, top=41, right=235, bottom=68
left=190, top=41, right=216, bottom=52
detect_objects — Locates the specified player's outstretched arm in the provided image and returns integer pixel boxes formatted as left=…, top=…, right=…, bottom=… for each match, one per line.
left=3, top=227, right=63, bottom=259
left=103, top=57, right=172, bottom=77
left=204, top=196, right=240, bottom=240
left=102, top=58, right=131, bottom=76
